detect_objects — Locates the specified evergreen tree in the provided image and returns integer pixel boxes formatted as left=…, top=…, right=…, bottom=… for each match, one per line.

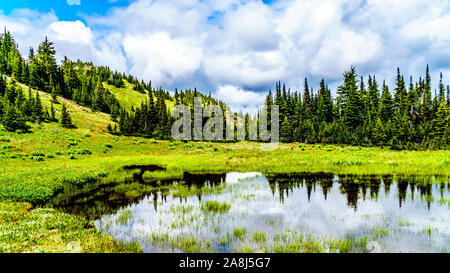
left=36, top=37, right=57, bottom=91
left=368, top=75, right=380, bottom=117
left=50, top=102, right=57, bottom=122
left=432, top=99, right=449, bottom=139
left=0, top=76, right=6, bottom=96
left=280, top=116, right=293, bottom=142
left=60, top=103, right=74, bottom=128
left=338, top=67, right=362, bottom=128
left=33, top=92, right=44, bottom=123
left=2, top=103, right=29, bottom=132
left=380, top=81, right=393, bottom=123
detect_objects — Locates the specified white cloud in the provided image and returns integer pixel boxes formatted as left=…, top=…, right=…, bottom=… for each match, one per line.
left=47, top=21, right=93, bottom=45
left=222, top=2, right=280, bottom=52
left=215, top=85, right=266, bottom=113
left=123, top=32, right=203, bottom=85
left=3, top=0, right=450, bottom=109
left=310, top=29, right=382, bottom=78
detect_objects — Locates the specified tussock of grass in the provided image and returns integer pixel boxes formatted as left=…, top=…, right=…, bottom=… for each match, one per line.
left=201, top=201, right=231, bottom=214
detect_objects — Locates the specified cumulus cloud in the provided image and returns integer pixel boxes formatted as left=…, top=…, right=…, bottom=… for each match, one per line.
left=215, top=85, right=266, bottom=113
left=47, top=21, right=93, bottom=45
left=2, top=0, right=450, bottom=109
left=123, top=32, right=203, bottom=85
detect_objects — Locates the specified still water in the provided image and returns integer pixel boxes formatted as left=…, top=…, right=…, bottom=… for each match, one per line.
left=51, top=167, right=450, bottom=253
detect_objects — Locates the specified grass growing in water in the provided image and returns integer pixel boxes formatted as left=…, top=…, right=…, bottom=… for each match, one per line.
left=201, top=201, right=231, bottom=214
left=233, top=227, right=246, bottom=240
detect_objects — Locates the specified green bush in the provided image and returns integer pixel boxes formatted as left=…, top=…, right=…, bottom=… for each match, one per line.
left=76, top=149, right=92, bottom=155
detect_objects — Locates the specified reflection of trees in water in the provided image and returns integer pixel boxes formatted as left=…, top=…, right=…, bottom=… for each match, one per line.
left=51, top=165, right=448, bottom=219
left=265, top=173, right=448, bottom=210
left=49, top=165, right=227, bottom=219
left=266, top=173, right=334, bottom=203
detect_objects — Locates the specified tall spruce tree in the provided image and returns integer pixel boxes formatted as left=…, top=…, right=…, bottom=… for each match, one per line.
left=60, top=103, right=73, bottom=128
left=380, top=81, right=393, bottom=123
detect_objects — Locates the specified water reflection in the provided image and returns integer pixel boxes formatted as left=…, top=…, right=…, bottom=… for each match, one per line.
left=48, top=165, right=227, bottom=219
left=90, top=170, right=450, bottom=253
left=48, top=165, right=449, bottom=221
left=266, top=173, right=449, bottom=210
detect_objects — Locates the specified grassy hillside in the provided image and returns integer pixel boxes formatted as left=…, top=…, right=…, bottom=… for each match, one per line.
left=103, top=80, right=149, bottom=110
left=103, top=80, right=175, bottom=111
left=14, top=79, right=112, bottom=132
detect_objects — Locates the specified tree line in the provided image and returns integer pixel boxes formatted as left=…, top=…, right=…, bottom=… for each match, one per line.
left=0, top=30, right=448, bottom=148
left=273, top=66, right=449, bottom=148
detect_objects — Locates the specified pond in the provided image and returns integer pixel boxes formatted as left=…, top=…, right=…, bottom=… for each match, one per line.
left=49, top=166, right=450, bottom=253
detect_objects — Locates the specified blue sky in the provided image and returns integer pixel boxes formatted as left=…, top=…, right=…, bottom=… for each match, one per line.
left=1, top=0, right=450, bottom=112
left=1, top=0, right=130, bottom=21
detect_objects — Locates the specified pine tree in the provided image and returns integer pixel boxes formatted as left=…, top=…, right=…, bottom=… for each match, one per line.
left=50, top=102, right=57, bottom=122
left=36, top=36, right=57, bottom=92
left=60, top=103, right=73, bottom=128
left=280, top=116, right=293, bottom=142
left=394, top=68, right=408, bottom=113
left=432, top=99, right=449, bottom=138
left=2, top=103, right=29, bottom=132
left=33, top=92, right=44, bottom=123
left=51, top=86, right=58, bottom=103
left=372, top=117, right=386, bottom=145
left=303, top=78, right=312, bottom=120
left=380, top=81, right=393, bottom=123
left=338, top=67, right=362, bottom=128
left=439, top=72, right=445, bottom=102
left=317, top=79, right=333, bottom=123
left=0, top=76, right=6, bottom=96
left=368, top=75, right=380, bottom=117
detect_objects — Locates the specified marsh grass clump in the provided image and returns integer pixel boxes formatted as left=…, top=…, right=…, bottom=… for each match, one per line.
left=252, top=231, right=267, bottom=243
left=422, top=225, right=438, bottom=237
left=371, top=226, right=389, bottom=240
left=201, top=201, right=230, bottom=214
left=233, top=227, right=246, bottom=240
left=117, top=209, right=133, bottom=225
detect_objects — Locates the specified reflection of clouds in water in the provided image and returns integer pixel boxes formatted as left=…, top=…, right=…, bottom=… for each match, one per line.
left=96, top=173, right=450, bottom=253
left=225, top=172, right=261, bottom=184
